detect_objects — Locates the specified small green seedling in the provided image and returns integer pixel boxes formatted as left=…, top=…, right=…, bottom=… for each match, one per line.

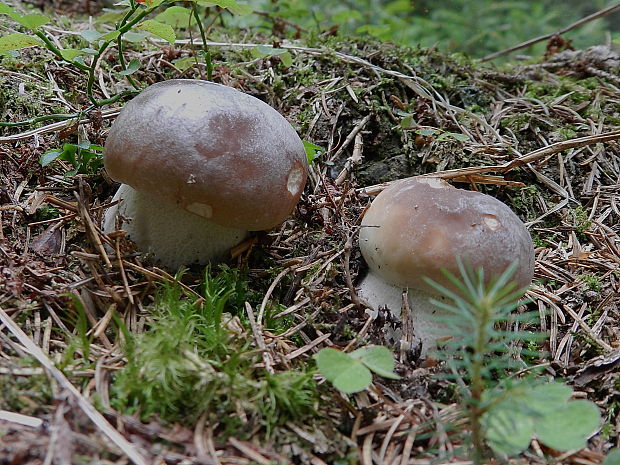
left=314, top=345, right=400, bottom=394
left=39, top=141, right=104, bottom=176
left=482, top=382, right=601, bottom=456
left=426, top=261, right=601, bottom=463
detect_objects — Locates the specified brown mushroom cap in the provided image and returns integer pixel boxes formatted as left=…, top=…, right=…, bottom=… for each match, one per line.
left=104, top=79, right=308, bottom=231
left=359, top=177, right=535, bottom=293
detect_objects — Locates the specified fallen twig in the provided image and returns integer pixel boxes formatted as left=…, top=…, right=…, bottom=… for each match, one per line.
left=362, top=130, right=620, bottom=195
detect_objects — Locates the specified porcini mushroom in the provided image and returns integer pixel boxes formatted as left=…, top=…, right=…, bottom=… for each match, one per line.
left=103, top=79, right=308, bottom=269
left=358, top=177, right=534, bottom=351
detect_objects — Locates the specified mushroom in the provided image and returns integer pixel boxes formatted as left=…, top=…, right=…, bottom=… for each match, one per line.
left=103, top=79, right=308, bottom=269
left=358, top=177, right=535, bottom=352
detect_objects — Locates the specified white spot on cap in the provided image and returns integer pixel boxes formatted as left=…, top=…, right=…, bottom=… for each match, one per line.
left=186, top=202, right=213, bottom=219
left=287, top=165, right=304, bottom=196
left=483, top=214, right=501, bottom=231
left=187, top=174, right=196, bottom=184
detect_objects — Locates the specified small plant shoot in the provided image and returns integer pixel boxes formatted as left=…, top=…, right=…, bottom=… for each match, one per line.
left=40, top=142, right=104, bottom=176
left=425, top=261, right=601, bottom=463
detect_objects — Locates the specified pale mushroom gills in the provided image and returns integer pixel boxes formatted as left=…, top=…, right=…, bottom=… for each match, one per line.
left=103, top=79, right=308, bottom=268
left=358, top=177, right=535, bottom=352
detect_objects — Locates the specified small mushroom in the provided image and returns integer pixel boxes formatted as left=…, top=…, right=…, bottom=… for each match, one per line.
left=358, top=177, right=535, bottom=352
left=103, top=79, right=308, bottom=268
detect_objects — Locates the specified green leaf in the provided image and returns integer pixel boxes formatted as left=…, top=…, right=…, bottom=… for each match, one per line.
left=195, top=0, right=252, bottom=15
left=278, top=51, right=292, bottom=67
left=101, top=30, right=121, bottom=41
left=314, top=348, right=372, bottom=394
left=59, top=48, right=85, bottom=61
left=172, top=56, right=196, bottom=71
left=57, top=144, right=78, bottom=165
left=39, top=150, right=62, bottom=167
left=0, top=4, right=49, bottom=29
left=118, top=58, right=140, bottom=75
left=400, top=115, right=414, bottom=129
left=136, top=19, right=176, bottom=44
left=445, top=132, right=470, bottom=142
left=314, top=348, right=353, bottom=383
left=351, top=346, right=400, bottom=380
left=155, top=6, right=191, bottom=27
left=332, top=362, right=372, bottom=394
left=59, top=49, right=84, bottom=61
left=535, top=400, right=600, bottom=451
left=603, top=449, right=620, bottom=465
left=483, top=407, right=534, bottom=456
left=80, top=29, right=104, bottom=43
left=252, top=44, right=272, bottom=57
left=525, top=382, right=573, bottom=415
left=121, top=31, right=149, bottom=42
left=416, top=127, right=438, bottom=137
left=15, top=14, right=49, bottom=29
left=303, top=141, right=323, bottom=165
left=0, top=3, right=18, bottom=17
left=252, top=45, right=293, bottom=66
left=0, top=33, right=41, bottom=53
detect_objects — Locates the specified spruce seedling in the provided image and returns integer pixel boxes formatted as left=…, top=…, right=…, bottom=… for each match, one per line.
left=426, top=261, right=601, bottom=462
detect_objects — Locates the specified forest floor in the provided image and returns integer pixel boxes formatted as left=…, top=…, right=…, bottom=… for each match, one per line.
left=1, top=2, right=620, bottom=464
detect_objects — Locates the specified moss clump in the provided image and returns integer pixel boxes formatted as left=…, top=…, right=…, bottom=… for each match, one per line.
left=111, top=267, right=319, bottom=437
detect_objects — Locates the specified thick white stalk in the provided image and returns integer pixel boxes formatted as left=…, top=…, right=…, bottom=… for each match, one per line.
left=103, top=184, right=247, bottom=269
left=358, top=271, right=450, bottom=354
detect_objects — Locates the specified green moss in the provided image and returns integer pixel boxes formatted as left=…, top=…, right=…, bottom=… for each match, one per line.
left=111, top=266, right=319, bottom=436
left=500, top=114, right=532, bottom=132
left=579, top=274, right=602, bottom=293
left=557, top=126, right=577, bottom=140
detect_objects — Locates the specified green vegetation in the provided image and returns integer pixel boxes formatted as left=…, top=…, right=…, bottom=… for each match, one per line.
left=0, top=1, right=615, bottom=463
left=39, top=141, right=104, bottom=176
left=580, top=273, right=602, bottom=292
left=315, top=345, right=399, bottom=393
left=247, top=0, right=617, bottom=58
left=111, top=267, right=317, bottom=433
left=426, top=262, right=601, bottom=463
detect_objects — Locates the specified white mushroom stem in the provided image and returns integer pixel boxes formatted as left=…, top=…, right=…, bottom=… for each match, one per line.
left=358, top=271, right=450, bottom=354
left=103, top=184, right=248, bottom=269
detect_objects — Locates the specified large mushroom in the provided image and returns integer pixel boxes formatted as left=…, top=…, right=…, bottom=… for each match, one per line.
left=103, top=79, right=308, bottom=269
left=358, top=177, right=535, bottom=351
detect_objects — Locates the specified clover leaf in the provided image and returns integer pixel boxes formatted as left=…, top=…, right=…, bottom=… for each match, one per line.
left=315, top=346, right=399, bottom=394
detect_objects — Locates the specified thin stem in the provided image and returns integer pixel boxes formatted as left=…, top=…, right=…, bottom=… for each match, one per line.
left=86, top=2, right=167, bottom=105
left=468, top=297, right=493, bottom=465
left=0, top=112, right=81, bottom=128
left=192, top=4, right=213, bottom=80
left=116, top=4, right=141, bottom=90
left=90, top=89, right=140, bottom=107
left=33, top=30, right=90, bottom=71
left=86, top=7, right=145, bottom=105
